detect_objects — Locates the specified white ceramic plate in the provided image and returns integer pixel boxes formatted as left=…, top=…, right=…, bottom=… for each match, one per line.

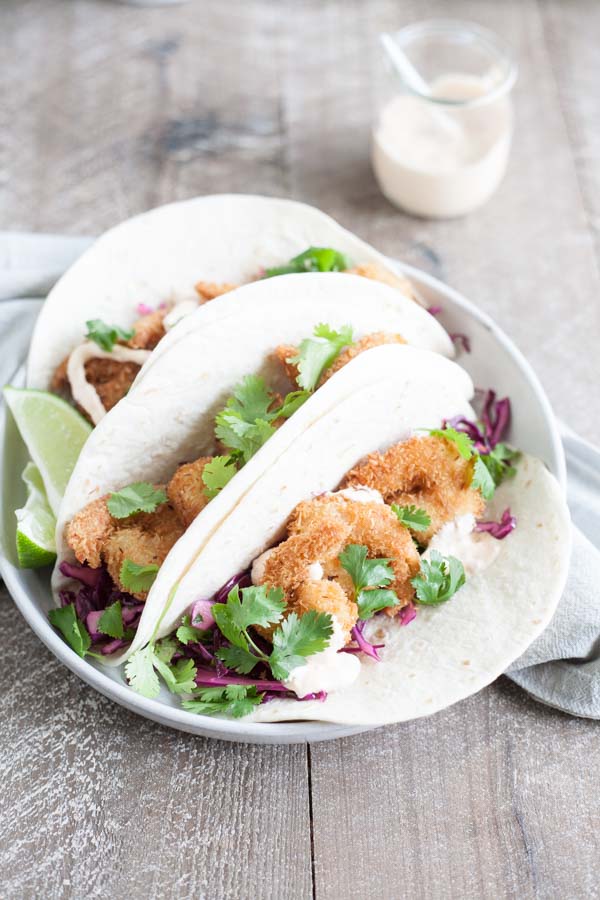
left=0, top=262, right=565, bottom=744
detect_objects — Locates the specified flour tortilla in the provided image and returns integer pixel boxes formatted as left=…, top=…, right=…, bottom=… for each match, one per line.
left=53, top=272, right=452, bottom=591
left=55, top=343, right=473, bottom=667
left=247, top=456, right=571, bottom=725
left=130, top=345, right=476, bottom=655
left=27, top=194, right=446, bottom=392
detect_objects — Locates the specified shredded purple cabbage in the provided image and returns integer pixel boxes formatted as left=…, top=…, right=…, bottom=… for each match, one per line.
left=190, top=598, right=215, bottom=631
left=449, top=333, right=471, bottom=353
left=427, top=305, right=443, bottom=317
left=475, top=507, right=516, bottom=539
left=398, top=602, right=417, bottom=626
left=136, top=302, right=154, bottom=316
left=341, top=620, right=384, bottom=661
left=446, top=389, right=511, bottom=452
left=59, top=561, right=142, bottom=651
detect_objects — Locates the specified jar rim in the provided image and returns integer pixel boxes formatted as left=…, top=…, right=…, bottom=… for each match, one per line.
left=386, top=19, right=518, bottom=108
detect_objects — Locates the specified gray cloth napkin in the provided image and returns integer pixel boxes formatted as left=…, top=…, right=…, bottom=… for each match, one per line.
left=1, top=232, right=599, bottom=719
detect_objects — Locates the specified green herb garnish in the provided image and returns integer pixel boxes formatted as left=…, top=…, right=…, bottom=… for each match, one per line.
left=391, top=504, right=432, bottom=532
left=85, top=318, right=135, bottom=352
left=289, top=323, right=354, bottom=392
left=120, top=559, right=159, bottom=594
left=411, top=550, right=466, bottom=605
left=48, top=604, right=91, bottom=658
left=264, top=247, right=348, bottom=278
left=338, top=543, right=400, bottom=620
left=107, top=482, right=167, bottom=518
left=97, top=600, right=124, bottom=639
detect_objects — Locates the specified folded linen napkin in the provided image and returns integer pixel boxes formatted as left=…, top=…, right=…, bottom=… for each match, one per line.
left=1, top=232, right=599, bottom=718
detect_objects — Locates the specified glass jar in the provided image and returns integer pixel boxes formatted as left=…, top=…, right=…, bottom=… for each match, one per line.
left=371, top=20, right=518, bottom=218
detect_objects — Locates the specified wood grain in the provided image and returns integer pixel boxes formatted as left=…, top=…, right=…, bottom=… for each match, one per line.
left=1, top=0, right=599, bottom=898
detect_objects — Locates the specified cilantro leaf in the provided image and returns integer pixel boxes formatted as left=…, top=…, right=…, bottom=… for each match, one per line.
left=212, top=584, right=285, bottom=649
left=153, top=635, right=178, bottom=664
left=477, top=444, right=520, bottom=495
left=85, top=318, right=135, bottom=352
left=339, top=543, right=394, bottom=593
left=471, top=455, right=496, bottom=500
left=215, top=411, right=276, bottom=463
left=97, top=600, right=124, bottom=639
left=107, top=482, right=167, bottom=518
left=264, top=247, right=349, bottom=278
left=216, top=644, right=262, bottom=675
left=120, top=559, right=159, bottom=594
left=428, top=426, right=474, bottom=460
left=289, top=323, right=354, bottom=391
left=201, top=455, right=238, bottom=500
left=175, top=616, right=206, bottom=646
left=269, top=610, right=333, bottom=681
left=48, top=604, right=91, bottom=658
left=391, top=504, right=432, bottom=532
left=125, top=645, right=161, bottom=698
left=356, top=588, right=400, bottom=620
left=411, top=551, right=466, bottom=605
left=274, top=390, right=310, bottom=419
left=152, top=656, right=198, bottom=695
left=226, top=375, right=274, bottom=424
left=182, top=685, right=263, bottom=718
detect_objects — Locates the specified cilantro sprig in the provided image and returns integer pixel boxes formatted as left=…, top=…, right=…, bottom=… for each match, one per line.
left=85, top=318, right=135, bottom=352
left=391, top=504, right=431, bottom=532
left=107, top=482, right=167, bottom=518
left=97, top=600, right=124, bottom=639
left=182, top=685, right=263, bottom=718
left=125, top=635, right=199, bottom=699
left=411, top=551, right=466, bottom=605
left=201, top=456, right=238, bottom=500
left=338, top=543, right=400, bottom=620
left=48, top=600, right=128, bottom=659
left=427, top=426, right=518, bottom=500
left=120, top=559, right=159, bottom=593
left=288, top=323, right=354, bottom=392
left=264, top=246, right=348, bottom=278
left=213, top=375, right=309, bottom=473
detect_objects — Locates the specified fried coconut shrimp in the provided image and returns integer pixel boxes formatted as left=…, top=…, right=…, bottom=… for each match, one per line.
left=345, top=263, right=418, bottom=302
left=51, top=307, right=167, bottom=418
left=257, top=494, right=420, bottom=638
left=343, top=435, right=485, bottom=544
left=273, top=332, right=405, bottom=389
left=67, top=493, right=184, bottom=600
left=194, top=281, right=238, bottom=302
left=167, top=457, right=213, bottom=527
left=51, top=356, right=141, bottom=416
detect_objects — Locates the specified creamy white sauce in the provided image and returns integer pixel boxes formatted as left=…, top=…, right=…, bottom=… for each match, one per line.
left=163, top=299, right=199, bottom=330
left=307, top=562, right=324, bottom=581
left=67, top=341, right=151, bottom=425
left=424, top=513, right=501, bottom=575
left=334, top=487, right=385, bottom=505
left=371, top=73, right=513, bottom=218
left=283, top=616, right=360, bottom=697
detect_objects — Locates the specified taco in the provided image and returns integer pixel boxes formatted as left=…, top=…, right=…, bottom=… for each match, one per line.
left=51, top=274, right=458, bottom=665
left=27, top=195, right=444, bottom=426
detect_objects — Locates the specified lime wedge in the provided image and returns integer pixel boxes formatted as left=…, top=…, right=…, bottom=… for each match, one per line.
left=3, top=387, right=92, bottom=515
left=15, top=462, right=57, bottom=568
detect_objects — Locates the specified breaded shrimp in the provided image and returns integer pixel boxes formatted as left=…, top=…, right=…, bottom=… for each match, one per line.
left=102, top=504, right=184, bottom=599
left=167, top=457, right=213, bottom=528
left=343, top=435, right=485, bottom=543
left=345, top=263, right=418, bottom=301
left=259, top=494, right=420, bottom=636
left=318, top=332, right=406, bottom=386
left=273, top=332, right=405, bottom=389
left=194, top=281, right=238, bottom=302
left=51, top=356, right=140, bottom=420
left=66, top=490, right=184, bottom=599
left=127, top=309, right=167, bottom=350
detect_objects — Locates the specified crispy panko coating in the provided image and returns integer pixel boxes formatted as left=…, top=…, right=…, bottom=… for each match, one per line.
left=318, top=332, right=406, bottom=386
left=343, top=435, right=485, bottom=543
left=167, top=457, right=213, bottom=528
left=194, top=281, right=238, bottom=302
left=83, top=358, right=141, bottom=414
left=51, top=357, right=141, bottom=421
left=259, top=494, right=420, bottom=637
left=272, top=344, right=300, bottom=386
left=296, top=581, right=358, bottom=642
left=66, top=491, right=184, bottom=600
left=345, top=263, right=418, bottom=302
left=127, top=309, right=167, bottom=350
left=273, top=332, right=404, bottom=389
left=103, top=505, right=184, bottom=600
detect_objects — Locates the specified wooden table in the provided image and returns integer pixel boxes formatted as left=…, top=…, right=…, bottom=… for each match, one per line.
left=2, top=2, right=599, bottom=898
